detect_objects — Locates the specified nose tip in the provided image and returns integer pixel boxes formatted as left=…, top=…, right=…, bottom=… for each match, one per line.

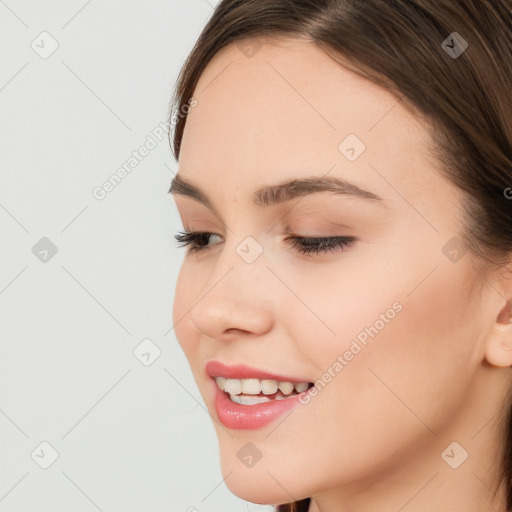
left=189, top=284, right=273, bottom=342
left=191, top=303, right=273, bottom=342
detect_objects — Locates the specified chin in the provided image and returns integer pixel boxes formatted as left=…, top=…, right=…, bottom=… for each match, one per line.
left=224, top=473, right=303, bottom=506
left=218, top=449, right=313, bottom=505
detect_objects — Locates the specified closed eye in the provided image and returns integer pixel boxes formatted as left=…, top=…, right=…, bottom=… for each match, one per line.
left=173, top=230, right=356, bottom=256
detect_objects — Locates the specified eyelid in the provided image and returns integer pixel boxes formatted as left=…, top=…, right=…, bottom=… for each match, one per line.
left=173, top=229, right=356, bottom=256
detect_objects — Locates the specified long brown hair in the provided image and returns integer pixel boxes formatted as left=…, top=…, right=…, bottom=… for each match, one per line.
left=168, top=1, right=512, bottom=510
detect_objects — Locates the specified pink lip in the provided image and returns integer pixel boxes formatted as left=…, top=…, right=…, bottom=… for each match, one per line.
left=205, top=360, right=309, bottom=383
left=209, top=377, right=308, bottom=429
left=205, top=360, right=313, bottom=430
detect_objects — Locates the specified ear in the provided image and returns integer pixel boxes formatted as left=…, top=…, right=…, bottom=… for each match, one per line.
left=485, top=300, right=512, bottom=367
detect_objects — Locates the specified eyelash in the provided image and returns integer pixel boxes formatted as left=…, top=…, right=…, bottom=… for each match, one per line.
left=173, top=230, right=356, bottom=256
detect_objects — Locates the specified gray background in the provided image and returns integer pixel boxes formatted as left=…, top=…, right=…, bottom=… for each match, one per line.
left=0, top=1, right=274, bottom=510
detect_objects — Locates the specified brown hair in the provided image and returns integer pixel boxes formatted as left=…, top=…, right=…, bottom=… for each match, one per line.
left=168, top=1, right=512, bottom=510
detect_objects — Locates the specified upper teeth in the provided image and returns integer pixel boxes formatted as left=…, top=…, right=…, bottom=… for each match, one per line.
left=215, top=377, right=310, bottom=396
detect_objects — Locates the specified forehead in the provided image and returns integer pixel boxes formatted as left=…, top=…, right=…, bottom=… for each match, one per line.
left=178, top=36, right=439, bottom=201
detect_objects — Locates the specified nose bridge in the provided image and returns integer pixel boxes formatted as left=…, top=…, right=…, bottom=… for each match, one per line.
left=213, top=217, right=270, bottom=288
left=189, top=232, right=274, bottom=338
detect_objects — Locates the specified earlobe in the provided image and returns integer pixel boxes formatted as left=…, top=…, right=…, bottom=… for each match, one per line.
left=485, top=301, right=512, bottom=367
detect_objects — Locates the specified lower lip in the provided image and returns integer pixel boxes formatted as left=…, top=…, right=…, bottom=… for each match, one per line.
left=211, top=378, right=310, bottom=430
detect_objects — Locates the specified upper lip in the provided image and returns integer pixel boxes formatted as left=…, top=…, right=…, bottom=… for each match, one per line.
left=205, top=360, right=311, bottom=383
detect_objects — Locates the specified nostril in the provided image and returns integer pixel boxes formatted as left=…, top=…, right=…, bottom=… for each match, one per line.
left=225, top=328, right=249, bottom=335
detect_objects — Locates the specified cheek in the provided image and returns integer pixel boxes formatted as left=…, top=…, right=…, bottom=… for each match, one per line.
left=266, top=248, right=479, bottom=476
left=287, top=235, right=477, bottom=391
left=172, top=266, right=200, bottom=357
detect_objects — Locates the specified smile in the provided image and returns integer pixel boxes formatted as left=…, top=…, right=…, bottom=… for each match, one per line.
left=215, top=377, right=313, bottom=405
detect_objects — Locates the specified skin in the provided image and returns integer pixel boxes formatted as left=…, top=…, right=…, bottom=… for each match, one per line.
left=171, top=37, right=512, bottom=512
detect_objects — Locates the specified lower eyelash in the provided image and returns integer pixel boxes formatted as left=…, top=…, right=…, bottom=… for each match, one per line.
left=173, top=230, right=356, bottom=255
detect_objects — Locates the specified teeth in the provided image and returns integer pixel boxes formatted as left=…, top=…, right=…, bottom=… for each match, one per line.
left=230, top=391, right=300, bottom=404
left=223, top=378, right=242, bottom=395
left=294, top=382, right=309, bottom=393
left=216, top=377, right=226, bottom=390
left=215, top=377, right=310, bottom=397
left=230, top=394, right=272, bottom=405
left=278, top=381, right=294, bottom=394
left=261, top=379, right=278, bottom=394
left=241, top=378, right=261, bottom=394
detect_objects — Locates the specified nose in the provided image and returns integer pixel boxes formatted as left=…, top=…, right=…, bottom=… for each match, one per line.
left=188, top=241, right=274, bottom=342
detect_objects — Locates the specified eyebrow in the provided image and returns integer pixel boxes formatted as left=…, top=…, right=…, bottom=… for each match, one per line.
left=168, top=173, right=384, bottom=212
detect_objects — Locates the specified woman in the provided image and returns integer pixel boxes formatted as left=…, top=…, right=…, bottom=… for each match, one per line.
left=168, top=1, right=512, bottom=511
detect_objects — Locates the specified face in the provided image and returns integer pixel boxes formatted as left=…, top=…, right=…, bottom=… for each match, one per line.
left=171, top=37, right=504, bottom=506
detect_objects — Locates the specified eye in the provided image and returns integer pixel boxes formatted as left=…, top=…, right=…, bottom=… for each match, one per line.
left=283, top=234, right=356, bottom=255
left=173, top=230, right=222, bottom=253
left=173, top=230, right=356, bottom=255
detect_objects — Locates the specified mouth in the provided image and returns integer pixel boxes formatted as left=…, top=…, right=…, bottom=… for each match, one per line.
left=205, top=361, right=316, bottom=430
left=214, top=376, right=315, bottom=405
left=205, top=360, right=315, bottom=405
